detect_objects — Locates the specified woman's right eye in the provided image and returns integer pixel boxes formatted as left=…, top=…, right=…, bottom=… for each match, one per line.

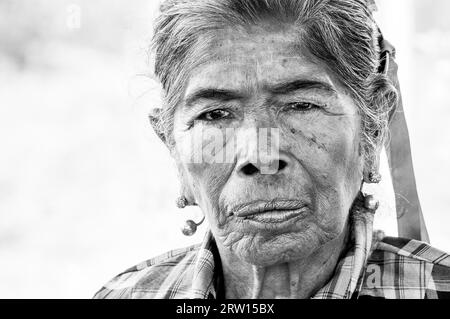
left=197, top=109, right=231, bottom=122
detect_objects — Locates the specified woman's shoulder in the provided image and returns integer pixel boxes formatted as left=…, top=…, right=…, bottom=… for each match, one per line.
left=360, top=236, right=450, bottom=299
left=93, top=243, right=203, bottom=299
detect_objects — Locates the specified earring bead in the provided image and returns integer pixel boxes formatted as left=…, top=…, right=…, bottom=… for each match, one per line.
left=176, top=196, right=189, bottom=209
left=364, top=194, right=380, bottom=211
left=181, top=220, right=198, bottom=236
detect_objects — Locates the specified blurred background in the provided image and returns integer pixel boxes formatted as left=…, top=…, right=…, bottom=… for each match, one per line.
left=0, top=0, right=449, bottom=298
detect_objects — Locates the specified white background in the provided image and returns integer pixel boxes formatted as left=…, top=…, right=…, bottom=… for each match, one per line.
left=0, top=0, right=449, bottom=298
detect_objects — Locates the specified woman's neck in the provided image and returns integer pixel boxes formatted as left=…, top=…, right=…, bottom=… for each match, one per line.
left=217, top=230, right=349, bottom=299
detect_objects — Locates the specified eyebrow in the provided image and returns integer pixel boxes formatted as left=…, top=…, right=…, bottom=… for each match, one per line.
left=184, top=79, right=337, bottom=107
left=185, top=89, right=244, bottom=107
left=265, top=79, right=337, bottom=95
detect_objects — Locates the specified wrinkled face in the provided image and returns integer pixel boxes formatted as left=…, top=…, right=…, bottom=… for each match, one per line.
left=172, top=26, right=364, bottom=266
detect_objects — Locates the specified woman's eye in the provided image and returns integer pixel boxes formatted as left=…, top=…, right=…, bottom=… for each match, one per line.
left=286, top=102, right=319, bottom=112
left=198, top=109, right=231, bottom=121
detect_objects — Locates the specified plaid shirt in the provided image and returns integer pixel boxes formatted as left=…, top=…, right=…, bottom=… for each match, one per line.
left=91, top=5, right=445, bottom=299
left=94, top=228, right=450, bottom=299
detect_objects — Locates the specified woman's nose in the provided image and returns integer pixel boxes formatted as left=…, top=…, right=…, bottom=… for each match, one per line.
left=237, top=158, right=289, bottom=177
left=234, top=123, right=290, bottom=177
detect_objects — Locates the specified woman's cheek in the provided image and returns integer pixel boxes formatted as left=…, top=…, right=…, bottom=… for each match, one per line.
left=298, top=116, right=358, bottom=171
left=285, top=117, right=360, bottom=214
left=182, top=134, right=236, bottom=227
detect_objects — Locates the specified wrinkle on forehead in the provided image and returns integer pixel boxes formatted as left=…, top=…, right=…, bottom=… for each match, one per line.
left=183, top=26, right=346, bottom=102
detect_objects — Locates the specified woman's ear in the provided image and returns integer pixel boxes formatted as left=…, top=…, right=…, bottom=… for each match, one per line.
left=177, top=164, right=198, bottom=206
left=363, top=144, right=382, bottom=184
left=149, top=108, right=167, bottom=144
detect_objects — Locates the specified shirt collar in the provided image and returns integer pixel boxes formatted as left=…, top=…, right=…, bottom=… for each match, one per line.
left=188, top=208, right=375, bottom=299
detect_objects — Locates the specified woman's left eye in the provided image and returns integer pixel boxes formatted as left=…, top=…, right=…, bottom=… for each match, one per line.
left=285, top=102, right=319, bottom=112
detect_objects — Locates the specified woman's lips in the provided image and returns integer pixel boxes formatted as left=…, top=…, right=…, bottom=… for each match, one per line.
left=230, top=199, right=308, bottom=223
left=244, top=209, right=305, bottom=224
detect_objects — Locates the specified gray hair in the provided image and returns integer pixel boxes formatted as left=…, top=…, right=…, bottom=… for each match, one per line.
left=151, top=0, right=397, bottom=166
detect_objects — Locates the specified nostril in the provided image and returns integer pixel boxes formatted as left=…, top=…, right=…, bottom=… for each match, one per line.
left=241, top=163, right=259, bottom=176
left=239, top=160, right=288, bottom=176
left=278, top=160, right=288, bottom=171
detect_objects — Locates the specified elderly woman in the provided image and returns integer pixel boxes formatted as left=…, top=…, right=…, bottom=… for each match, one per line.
left=95, top=0, right=450, bottom=299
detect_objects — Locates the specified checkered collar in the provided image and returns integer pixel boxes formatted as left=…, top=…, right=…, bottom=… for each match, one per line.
left=189, top=211, right=375, bottom=299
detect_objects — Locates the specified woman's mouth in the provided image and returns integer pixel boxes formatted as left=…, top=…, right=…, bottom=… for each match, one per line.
left=230, top=199, right=308, bottom=224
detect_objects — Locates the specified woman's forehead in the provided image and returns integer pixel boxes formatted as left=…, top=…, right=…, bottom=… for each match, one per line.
left=184, top=28, right=341, bottom=100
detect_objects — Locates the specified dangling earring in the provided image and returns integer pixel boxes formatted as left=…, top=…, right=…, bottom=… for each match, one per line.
left=363, top=194, right=380, bottom=211
left=181, top=216, right=205, bottom=236
left=176, top=196, right=204, bottom=236
left=351, top=192, right=380, bottom=217
left=360, top=169, right=381, bottom=211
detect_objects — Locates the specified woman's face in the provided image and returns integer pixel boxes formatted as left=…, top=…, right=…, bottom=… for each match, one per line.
left=171, top=26, right=365, bottom=266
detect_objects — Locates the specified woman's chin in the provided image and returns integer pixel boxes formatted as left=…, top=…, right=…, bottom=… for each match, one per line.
left=231, top=229, right=325, bottom=267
